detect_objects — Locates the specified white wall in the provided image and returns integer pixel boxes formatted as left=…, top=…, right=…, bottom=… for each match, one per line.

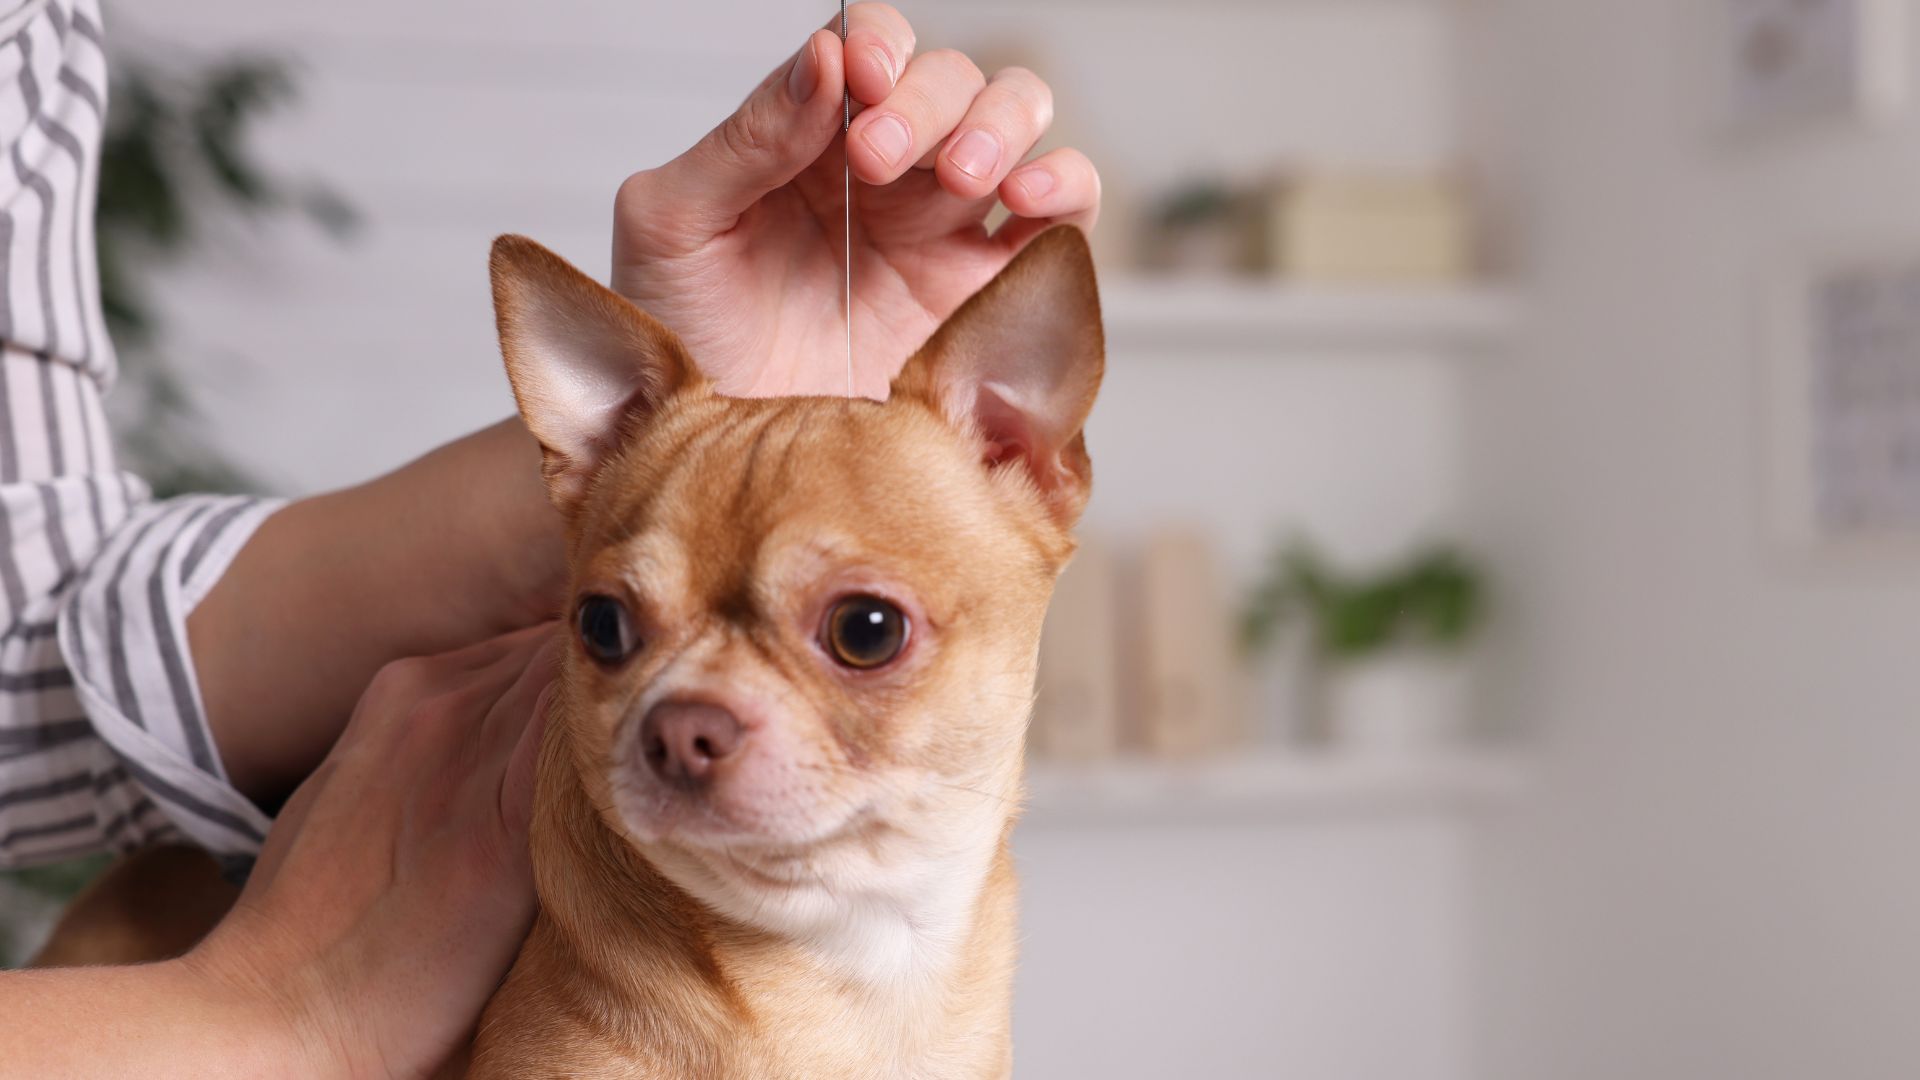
left=1460, top=3, right=1920, bottom=1078
left=1016, top=815, right=1472, bottom=1080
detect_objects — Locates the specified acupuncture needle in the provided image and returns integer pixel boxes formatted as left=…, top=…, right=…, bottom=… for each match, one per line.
left=841, top=0, right=854, bottom=400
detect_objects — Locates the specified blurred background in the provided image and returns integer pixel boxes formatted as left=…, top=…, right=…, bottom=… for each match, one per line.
left=12, top=0, right=1920, bottom=1077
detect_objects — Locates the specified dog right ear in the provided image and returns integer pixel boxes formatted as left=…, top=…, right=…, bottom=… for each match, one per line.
left=890, top=225, right=1105, bottom=531
left=490, top=235, right=699, bottom=519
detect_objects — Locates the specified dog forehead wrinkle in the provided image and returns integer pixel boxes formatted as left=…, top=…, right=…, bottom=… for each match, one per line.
left=698, top=407, right=810, bottom=603
left=725, top=399, right=802, bottom=526
left=639, top=406, right=802, bottom=545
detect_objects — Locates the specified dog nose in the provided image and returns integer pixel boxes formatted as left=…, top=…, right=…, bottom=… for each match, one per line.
left=640, top=700, right=743, bottom=787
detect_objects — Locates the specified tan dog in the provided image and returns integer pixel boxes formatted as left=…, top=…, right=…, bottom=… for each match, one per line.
left=466, top=225, right=1103, bottom=1079
left=29, top=226, right=1102, bottom=1078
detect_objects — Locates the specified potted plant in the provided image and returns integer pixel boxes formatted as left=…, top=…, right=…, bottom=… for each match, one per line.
left=1241, top=540, right=1487, bottom=752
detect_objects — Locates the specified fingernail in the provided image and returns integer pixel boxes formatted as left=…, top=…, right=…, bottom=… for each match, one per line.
left=869, top=43, right=898, bottom=88
left=788, top=37, right=819, bottom=104
left=863, top=114, right=912, bottom=168
left=947, top=130, right=1002, bottom=181
left=1013, top=166, right=1056, bottom=201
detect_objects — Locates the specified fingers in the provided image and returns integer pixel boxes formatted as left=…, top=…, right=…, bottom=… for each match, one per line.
left=934, top=67, right=1054, bottom=201
left=362, top=623, right=549, bottom=708
left=497, top=685, right=554, bottom=841
left=345, top=624, right=554, bottom=763
left=479, top=630, right=560, bottom=762
left=443, top=621, right=555, bottom=676
left=464, top=642, right=554, bottom=903
left=848, top=48, right=984, bottom=184
left=624, top=27, right=848, bottom=239
left=994, top=146, right=1104, bottom=250
left=460, top=621, right=553, bottom=692
left=838, top=2, right=915, bottom=106
left=619, top=5, right=918, bottom=243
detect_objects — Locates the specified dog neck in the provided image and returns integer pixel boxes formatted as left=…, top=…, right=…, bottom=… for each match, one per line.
left=520, top=726, right=1021, bottom=1077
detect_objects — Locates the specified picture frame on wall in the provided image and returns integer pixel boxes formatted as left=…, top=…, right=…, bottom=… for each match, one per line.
left=1762, top=246, right=1920, bottom=560
left=1713, top=0, right=1908, bottom=134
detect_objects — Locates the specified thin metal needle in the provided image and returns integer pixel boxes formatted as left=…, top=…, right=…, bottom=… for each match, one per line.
left=842, top=0, right=853, bottom=399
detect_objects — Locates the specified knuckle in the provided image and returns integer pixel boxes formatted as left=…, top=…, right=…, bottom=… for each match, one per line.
left=995, top=65, right=1044, bottom=92
left=888, top=80, right=937, bottom=124
left=715, top=102, right=778, bottom=164
left=366, top=657, right=429, bottom=702
left=852, top=2, right=914, bottom=46
left=613, top=168, right=691, bottom=255
left=925, top=48, right=985, bottom=89
left=613, top=169, right=661, bottom=217
left=996, top=68, right=1054, bottom=126
left=1070, top=149, right=1102, bottom=189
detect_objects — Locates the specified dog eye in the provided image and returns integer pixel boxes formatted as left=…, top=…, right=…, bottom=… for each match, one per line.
left=576, top=595, right=637, bottom=665
left=823, top=595, right=908, bottom=670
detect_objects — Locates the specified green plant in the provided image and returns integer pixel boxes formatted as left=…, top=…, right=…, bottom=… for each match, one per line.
left=1240, top=539, right=1487, bottom=661
left=100, top=49, right=355, bottom=497
left=1149, top=179, right=1240, bottom=229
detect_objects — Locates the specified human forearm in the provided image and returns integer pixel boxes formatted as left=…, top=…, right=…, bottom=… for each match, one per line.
left=0, top=957, right=322, bottom=1078
left=190, top=417, right=566, bottom=804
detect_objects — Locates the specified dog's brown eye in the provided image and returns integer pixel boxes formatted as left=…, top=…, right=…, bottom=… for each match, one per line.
left=824, top=595, right=908, bottom=670
left=577, top=595, right=637, bottom=665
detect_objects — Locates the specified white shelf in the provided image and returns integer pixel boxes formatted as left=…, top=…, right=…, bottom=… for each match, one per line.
left=1099, top=276, right=1520, bottom=355
left=1022, top=747, right=1528, bottom=827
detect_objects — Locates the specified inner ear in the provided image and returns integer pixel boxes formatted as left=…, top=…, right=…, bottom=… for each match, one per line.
left=491, top=235, right=701, bottom=518
left=975, top=386, right=1036, bottom=469
left=892, top=226, right=1106, bottom=527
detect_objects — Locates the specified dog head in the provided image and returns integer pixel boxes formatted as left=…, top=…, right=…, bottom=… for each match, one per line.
left=490, top=227, right=1102, bottom=955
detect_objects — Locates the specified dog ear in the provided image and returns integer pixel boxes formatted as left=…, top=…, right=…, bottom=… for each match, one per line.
left=892, top=225, right=1106, bottom=528
left=490, top=234, right=699, bottom=518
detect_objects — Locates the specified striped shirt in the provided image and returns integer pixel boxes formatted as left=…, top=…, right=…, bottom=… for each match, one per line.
left=0, top=0, right=279, bottom=867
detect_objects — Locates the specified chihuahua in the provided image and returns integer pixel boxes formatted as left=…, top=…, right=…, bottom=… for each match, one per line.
left=31, top=225, right=1103, bottom=1078
left=464, top=224, right=1104, bottom=1078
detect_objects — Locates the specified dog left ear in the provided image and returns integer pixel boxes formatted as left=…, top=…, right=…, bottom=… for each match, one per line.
left=892, top=225, right=1106, bottom=529
left=491, top=235, right=700, bottom=519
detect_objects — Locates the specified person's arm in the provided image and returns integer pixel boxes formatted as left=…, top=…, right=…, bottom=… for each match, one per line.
left=189, top=418, right=564, bottom=803
left=0, top=959, right=319, bottom=1077
left=2, top=624, right=556, bottom=1079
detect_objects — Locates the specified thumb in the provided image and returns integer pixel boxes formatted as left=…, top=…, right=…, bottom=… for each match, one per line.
left=624, top=28, right=847, bottom=241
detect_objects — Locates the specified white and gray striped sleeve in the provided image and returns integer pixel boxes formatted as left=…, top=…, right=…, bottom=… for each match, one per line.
left=0, top=465, right=157, bottom=867
left=54, top=494, right=284, bottom=861
left=0, top=448, right=287, bottom=868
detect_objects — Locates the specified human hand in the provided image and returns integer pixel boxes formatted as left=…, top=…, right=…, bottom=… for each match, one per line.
left=610, top=2, right=1101, bottom=399
left=186, top=623, right=559, bottom=1079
